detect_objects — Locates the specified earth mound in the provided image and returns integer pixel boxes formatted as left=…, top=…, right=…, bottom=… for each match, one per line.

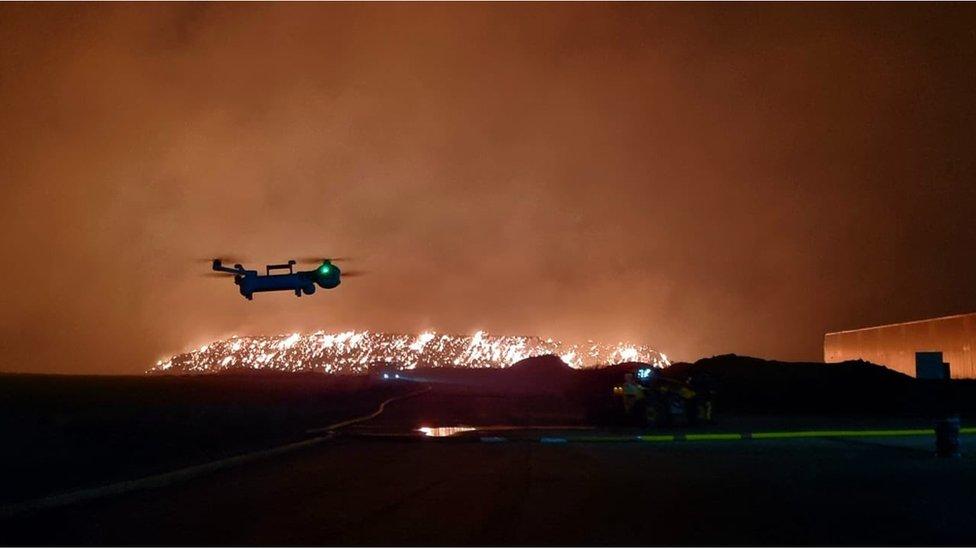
left=662, top=354, right=920, bottom=414
left=507, top=354, right=573, bottom=375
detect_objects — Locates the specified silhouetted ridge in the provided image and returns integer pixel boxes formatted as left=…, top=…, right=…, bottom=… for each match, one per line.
left=662, top=354, right=918, bottom=414
left=508, top=354, right=572, bottom=374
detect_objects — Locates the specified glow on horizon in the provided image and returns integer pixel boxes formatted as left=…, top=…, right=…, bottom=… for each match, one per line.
left=151, top=330, right=671, bottom=374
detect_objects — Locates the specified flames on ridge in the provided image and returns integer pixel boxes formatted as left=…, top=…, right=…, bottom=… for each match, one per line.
left=150, top=330, right=669, bottom=374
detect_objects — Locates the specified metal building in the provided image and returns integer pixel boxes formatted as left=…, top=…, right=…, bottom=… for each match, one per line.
left=824, top=312, right=976, bottom=379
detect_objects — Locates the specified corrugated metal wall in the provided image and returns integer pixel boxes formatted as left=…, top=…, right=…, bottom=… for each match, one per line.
left=824, top=313, right=976, bottom=379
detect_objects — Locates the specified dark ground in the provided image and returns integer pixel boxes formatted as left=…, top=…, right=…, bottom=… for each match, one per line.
left=0, top=372, right=411, bottom=505
left=2, top=356, right=974, bottom=545
left=3, top=413, right=975, bottom=545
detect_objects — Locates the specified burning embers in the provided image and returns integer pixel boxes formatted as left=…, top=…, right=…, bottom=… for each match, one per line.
left=151, top=330, right=669, bottom=374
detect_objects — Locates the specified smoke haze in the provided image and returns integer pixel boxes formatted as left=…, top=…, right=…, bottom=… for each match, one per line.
left=2, top=4, right=975, bottom=373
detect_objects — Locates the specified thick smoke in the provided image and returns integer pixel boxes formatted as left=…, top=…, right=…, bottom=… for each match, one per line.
left=1, top=4, right=975, bottom=373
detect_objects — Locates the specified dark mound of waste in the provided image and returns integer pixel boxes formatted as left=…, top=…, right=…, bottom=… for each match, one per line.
left=574, top=361, right=655, bottom=387
left=507, top=354, right=573, bottom=375
left=404, top=355, right=576, bottom=395
left=662, top=354, right=941, bottom=414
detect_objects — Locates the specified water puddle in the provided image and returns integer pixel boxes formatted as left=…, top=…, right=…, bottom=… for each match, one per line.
left=416, top=426, right=477, bottom=437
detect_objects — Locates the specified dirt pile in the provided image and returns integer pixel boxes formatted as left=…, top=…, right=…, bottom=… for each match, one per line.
left=662, top=354, right=936, bottom=414
left=507, top=354, right=573, bottom=375
left=405, top=355, right=575, bottom=395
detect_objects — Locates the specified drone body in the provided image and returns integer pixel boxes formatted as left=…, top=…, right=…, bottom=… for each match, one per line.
left=211, top=259, right=344, bottom=300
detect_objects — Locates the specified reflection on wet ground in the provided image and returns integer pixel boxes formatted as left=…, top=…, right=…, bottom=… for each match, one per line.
left=416, top=426, right=477, bottom=437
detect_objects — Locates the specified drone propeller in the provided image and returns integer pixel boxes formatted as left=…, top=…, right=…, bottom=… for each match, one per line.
left=201, top=272, right=237, bottom=278
left=197, top=255, right=249, bottom=265
left=340, top=270, right=368, bottom=278
left=297, top=256, right=355, bottom=264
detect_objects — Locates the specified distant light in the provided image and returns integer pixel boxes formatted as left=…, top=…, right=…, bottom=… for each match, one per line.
left=382, top=373, right=389, bottom=379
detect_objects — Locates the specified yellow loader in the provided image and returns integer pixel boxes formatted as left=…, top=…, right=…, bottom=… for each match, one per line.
left=612, top=366, right=715, bottom=427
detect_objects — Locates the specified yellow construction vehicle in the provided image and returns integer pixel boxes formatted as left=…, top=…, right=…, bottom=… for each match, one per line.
left=612, top=366, right=715, bottom=427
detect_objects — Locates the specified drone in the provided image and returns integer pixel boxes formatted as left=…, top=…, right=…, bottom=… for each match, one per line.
left=208, top=257, right=362, bottom=300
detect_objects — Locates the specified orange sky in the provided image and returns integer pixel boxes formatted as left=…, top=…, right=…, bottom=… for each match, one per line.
left=2, top=3, right=975, bottom=374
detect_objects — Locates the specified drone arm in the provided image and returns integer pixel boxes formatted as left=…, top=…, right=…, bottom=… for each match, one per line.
left=212, top=259, right=245, bottom=274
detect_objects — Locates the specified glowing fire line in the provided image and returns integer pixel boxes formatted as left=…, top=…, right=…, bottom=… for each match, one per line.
left=151, top=330, right=669, bottom=374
